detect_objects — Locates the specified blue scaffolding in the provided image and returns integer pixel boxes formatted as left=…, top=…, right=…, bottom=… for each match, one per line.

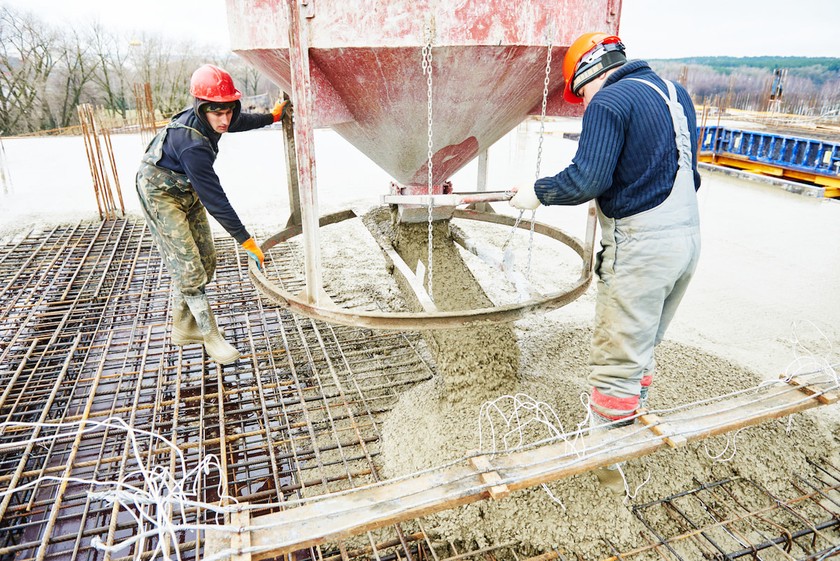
left=698, top=126, right=840, bottom=196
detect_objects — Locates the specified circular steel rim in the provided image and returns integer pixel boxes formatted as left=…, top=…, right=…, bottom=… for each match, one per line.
left=249, top=208, right=594, bottom=330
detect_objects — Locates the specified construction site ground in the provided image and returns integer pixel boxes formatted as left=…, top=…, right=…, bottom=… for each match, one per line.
left=0, top=117, right=838, bottom=560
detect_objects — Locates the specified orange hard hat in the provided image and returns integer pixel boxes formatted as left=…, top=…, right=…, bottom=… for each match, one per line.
left=562, top=32, right=626, bottom=104
left=189, top=64, right=242, bottom=102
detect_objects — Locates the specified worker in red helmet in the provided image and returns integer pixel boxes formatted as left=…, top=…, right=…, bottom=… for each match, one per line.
left=510, top=33, right=701, bottom=439
left=136, top=64, right=291, bottom=365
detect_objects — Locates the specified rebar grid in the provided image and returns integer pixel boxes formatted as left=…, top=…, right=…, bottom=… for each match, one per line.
left=625, top=460, right=840, bottom=560
left=0, top=219, right=434, bottom=561
left=0, top=219, right=837, bottom=561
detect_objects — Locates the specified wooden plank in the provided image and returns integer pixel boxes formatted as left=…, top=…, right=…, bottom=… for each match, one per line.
left=231, top=508, right=252, bottom=561
left=636, top=410, right=687, bottom=448
left=202, top=376, right=837, bottom=560
left=783, top=375, right=840, bottom=404
left=243, top=464, right=483, bottom=560
left=383, top=243, right=437, bottom=313
left=469, top=455, right=510, bottom=500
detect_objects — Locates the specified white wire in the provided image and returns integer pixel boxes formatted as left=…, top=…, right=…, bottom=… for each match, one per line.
left=0, top=417, right=237, bottom=561
left=702, top=428, right=745, bottom=463
left=478, top=393, right=578, bottom=509
left=1, top=324, right=836, bottom=558
left=540, top=483, right=566, bottom=510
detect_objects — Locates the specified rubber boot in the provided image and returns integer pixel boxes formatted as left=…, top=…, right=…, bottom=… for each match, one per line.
left=639, top=385, right=650, bottom=410
left=170, top=295, right=204, bottom=346
left=184, top=294, right=240, bottom=365
left=590, top=409, right=627, bottom=495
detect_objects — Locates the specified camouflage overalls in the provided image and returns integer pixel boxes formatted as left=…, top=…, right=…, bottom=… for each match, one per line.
left=135, top=122, right=217, bottom=300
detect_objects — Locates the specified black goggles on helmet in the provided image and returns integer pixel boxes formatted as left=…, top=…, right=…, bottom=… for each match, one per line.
left=572, top=40, right=626, bottom=96
left=202, top=101, right=237, bottom=113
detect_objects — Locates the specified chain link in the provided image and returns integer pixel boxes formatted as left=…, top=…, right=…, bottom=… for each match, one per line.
left=422, top=23, right=435, bottom=297
left=501, top=39, right=553, bottom=277
left=527, top=39, right=553, bottom=275
left=535, top=41, right=552, bottom=183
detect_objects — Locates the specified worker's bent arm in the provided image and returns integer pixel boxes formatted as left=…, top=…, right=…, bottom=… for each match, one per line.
left=181, top=145, right=251, bottom=243
left=535, top=103, right=623, bottom=207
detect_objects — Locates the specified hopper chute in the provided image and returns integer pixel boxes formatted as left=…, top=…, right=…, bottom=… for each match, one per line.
left=226, top=0, right=621, bottom=328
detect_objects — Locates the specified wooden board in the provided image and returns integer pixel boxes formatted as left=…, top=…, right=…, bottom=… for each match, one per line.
left=203, top=376, right=838, bottom=560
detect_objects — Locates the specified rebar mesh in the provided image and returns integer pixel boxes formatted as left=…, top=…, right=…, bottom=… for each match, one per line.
left=0, top=218, right=837, bottom=561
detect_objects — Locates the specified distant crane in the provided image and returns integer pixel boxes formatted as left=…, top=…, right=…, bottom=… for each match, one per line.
left=768, top=67, right=788, bottom=113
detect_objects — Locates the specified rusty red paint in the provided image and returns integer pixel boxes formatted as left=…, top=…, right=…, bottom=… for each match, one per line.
left=227, top=0, right=621, bottom=184
left=409, top=136, right=479, bottom=186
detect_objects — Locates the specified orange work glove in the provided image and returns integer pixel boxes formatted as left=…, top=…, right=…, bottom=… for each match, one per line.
left=271, top=99, right=291, bottom=123
left=241, top=237, right=265, bottom=270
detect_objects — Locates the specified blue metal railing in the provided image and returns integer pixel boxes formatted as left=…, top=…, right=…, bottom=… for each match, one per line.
left=698, top=126, right=840, bottom=179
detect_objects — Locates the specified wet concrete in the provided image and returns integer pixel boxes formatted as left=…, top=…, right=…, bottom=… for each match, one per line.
left=2, top=117, right=839, bottom=558
left=2, top=118, right=836, bottom=398
left=363, top=208, right=520, bottom=404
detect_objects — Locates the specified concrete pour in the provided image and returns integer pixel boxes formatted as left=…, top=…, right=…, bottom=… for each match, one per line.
left=3, top=125, right=838, bottom=557
left=363, top=207, right=521, bottom=403
left=353, top=206, right=840, bottom=557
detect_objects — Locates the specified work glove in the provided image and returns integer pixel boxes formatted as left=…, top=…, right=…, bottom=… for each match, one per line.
left=241, top=237, right=265, bottom=270
left=271, top=99, right=291, bottom=122
left=509, top=183, right=541, bottom=210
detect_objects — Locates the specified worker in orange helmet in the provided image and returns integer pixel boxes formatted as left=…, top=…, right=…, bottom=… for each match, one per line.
left=510, top=34, right=701, bottom=438
left=136, top=64, right=291, bottom=365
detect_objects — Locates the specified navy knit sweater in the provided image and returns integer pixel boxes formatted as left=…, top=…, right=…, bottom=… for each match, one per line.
left=156, top=105, right=274, bottom=243
left=535, top=60, right=700, bottom=218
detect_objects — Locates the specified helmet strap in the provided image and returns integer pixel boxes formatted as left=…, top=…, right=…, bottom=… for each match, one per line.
left=572, top=49, right=626, bottom=96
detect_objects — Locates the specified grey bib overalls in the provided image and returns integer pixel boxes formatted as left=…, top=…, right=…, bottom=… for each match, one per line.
left=589, top=79, right=702, bottom=420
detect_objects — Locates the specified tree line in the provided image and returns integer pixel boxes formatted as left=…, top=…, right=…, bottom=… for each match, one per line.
left=3, top=4, right=840, bottom=137
left=651, top=57, right=840, bottom=116
left=0, top=5, right=280, bottom=136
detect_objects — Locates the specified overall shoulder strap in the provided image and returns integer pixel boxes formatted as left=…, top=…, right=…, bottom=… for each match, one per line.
left=627, top=78, right=693, bottom=167
left=167, top=121, right=210, bottom=141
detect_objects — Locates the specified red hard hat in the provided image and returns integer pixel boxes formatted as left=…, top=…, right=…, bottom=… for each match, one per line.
left=562, top=32, right=625, bottom=104
left=189, top=64, right=242, bottom=102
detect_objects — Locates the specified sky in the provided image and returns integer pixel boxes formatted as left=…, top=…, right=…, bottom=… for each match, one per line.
left=2, top=0, right=840, bottom=59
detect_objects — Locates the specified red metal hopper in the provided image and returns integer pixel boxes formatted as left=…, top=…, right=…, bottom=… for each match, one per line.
left=226, top=0, right=621, bottom=187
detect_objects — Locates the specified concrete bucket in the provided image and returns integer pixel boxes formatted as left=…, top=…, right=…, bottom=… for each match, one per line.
left=226, top=0, right=620, bottom=328
left=227, top=0, right=619, bottom=187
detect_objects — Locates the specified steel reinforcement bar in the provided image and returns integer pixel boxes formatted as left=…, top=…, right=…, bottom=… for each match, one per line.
left=0, top=219, right=436, bottom=561
left=203, top=373, right=839, bottom=560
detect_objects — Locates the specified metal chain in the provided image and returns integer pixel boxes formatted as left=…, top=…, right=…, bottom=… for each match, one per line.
left=501, top=39, right=553, bottom=275
left=535, top=40, right=552, bottom=185
left=528, top=39, right=553, bottom=275
left=502, top=210, right=526, bottom=251
left=422, top=23, right=435, bottom=297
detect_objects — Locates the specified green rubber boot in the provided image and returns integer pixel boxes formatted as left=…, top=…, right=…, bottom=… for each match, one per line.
left=184, top=294, right=240, bottom=365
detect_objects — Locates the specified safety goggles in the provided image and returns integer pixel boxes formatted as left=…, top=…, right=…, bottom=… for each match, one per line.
left=202, top=101, right=237, bottom=113
left=572, top=39, right=626, bottom=96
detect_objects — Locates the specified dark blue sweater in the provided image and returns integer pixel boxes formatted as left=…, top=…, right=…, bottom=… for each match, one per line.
left=535, top=60, right=700, bottom=218
left=156, top=107, right=273, bottom=243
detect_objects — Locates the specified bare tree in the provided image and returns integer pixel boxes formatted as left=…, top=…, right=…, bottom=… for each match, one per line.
left=236, top=60, right=265, bottom=97
left=48, top=27, right=101, bottom=129
left=0, top=5, right=58, bottom=134
left=0, top=7, right=295, bottom=134
left=128, top=33, right=200, bottom=117
left=89, top=22, right=132, bottom=123
left=653, top=60, right=840, bottom=117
